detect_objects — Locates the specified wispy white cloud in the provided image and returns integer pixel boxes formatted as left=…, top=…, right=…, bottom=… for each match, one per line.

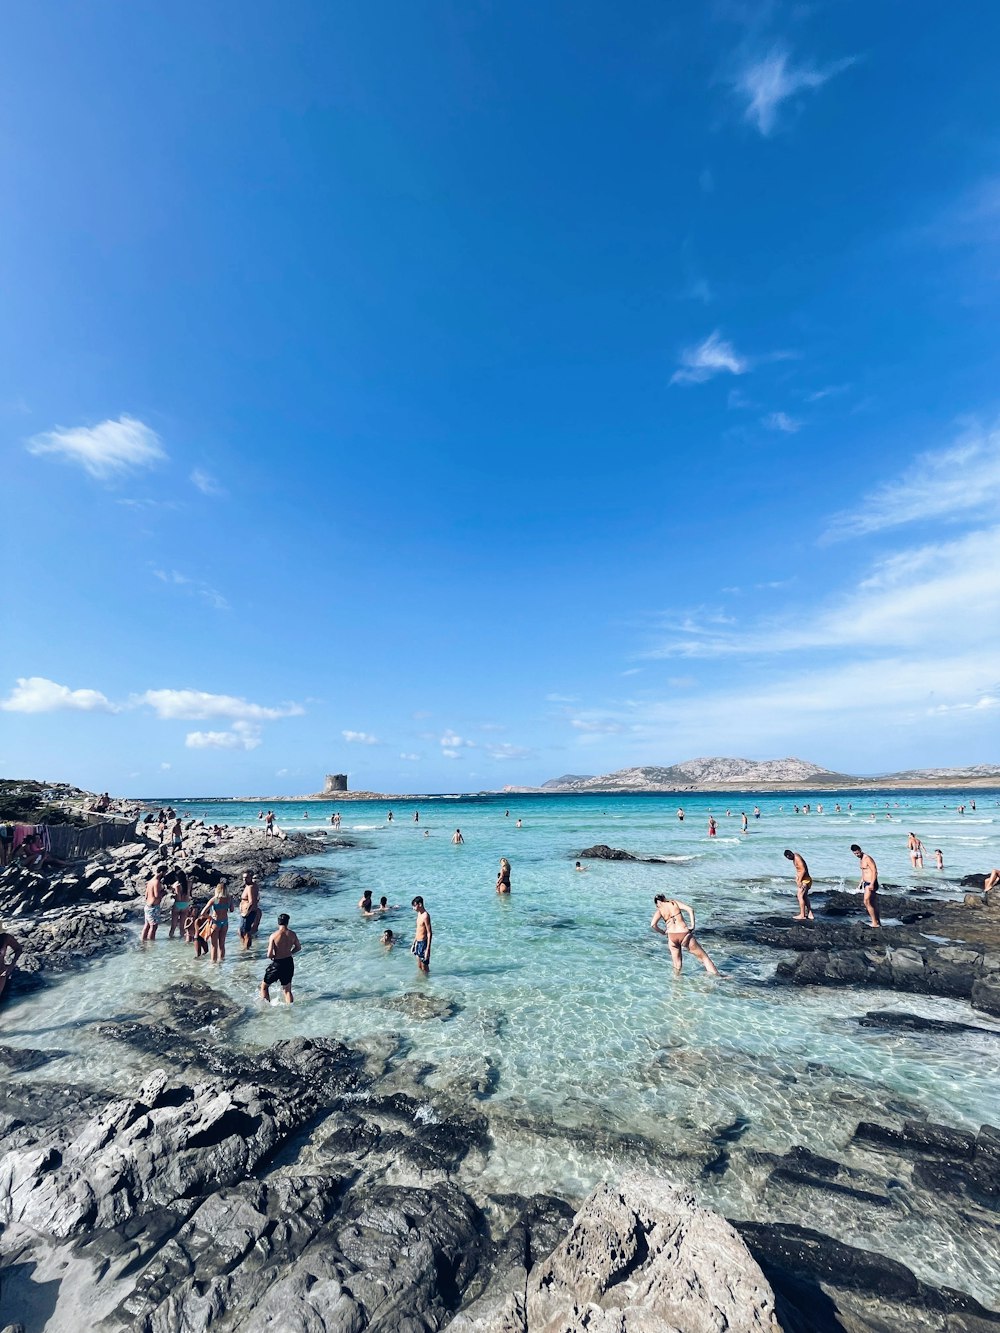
left=806, top=384, right=851, bottom=402
left=399, top=752, right=421, bottom=761
left=137, top=689, right=304, bottom=722
left=186, top=720, right=261, bottom=751
left=343, top=730, right=380, bottom=745
left=485, top=742, right=534, bottom=761
left=440, top=730, right=475, bottom=749
left=190, top=468, right=225, bottom=497
left=152, top=568, right=230, bottom=612
left=571, top=717, right=626, bottom=734
left=825, top=424, right=1000, bottom=540
left=672, top=331, right=749, bottom=385
left=27, top=415, right=165, bottom=480
left=762, top=411, right=802, bottom=433
left=545, top=693, right=580, bottom=704
left=735, top=46, right=856, bottom=136
left=441, top=748, right=460, bottom=760
left=1, top=676, right=119, bottom=714
left=649, top=526, right=1000, bottom=660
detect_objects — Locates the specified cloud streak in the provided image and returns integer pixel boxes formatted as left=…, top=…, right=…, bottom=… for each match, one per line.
left=735, top=47, right=856, bottom=136
left=186, top=720, right=261, bottom=750
left=671, top=331, right=749, bottom=385
left=825, top=424, right=1000, bottom=540
left=27, top=416, right=165, bottom=480
left=136, top=689, right=304, bottom=722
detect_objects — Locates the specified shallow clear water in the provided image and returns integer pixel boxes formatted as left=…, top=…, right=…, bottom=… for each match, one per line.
left=4, top=789, right=1000, bottom=1302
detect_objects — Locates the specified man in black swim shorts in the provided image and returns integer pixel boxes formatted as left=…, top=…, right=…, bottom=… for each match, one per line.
left=260, top=912, right=301, bottom=1003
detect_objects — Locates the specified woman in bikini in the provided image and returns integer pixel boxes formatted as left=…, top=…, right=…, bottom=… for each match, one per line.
left=168, top=869, right=193, bottom=939
left=206, top=881, right=235, bottom=962
left=650, top=894, right=720, bottom=976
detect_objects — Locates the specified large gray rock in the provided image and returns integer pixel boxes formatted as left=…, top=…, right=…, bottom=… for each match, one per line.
left=524, top=1176, right=777, bottom=1333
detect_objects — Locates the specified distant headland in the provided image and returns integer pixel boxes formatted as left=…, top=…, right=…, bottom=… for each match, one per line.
left=235, top=756, right=1000, bottom=802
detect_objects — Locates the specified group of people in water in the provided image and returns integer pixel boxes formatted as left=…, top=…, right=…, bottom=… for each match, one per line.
left=128, top=802, right=995, bottom=999
left=141, top=861, right=301, bottom=1002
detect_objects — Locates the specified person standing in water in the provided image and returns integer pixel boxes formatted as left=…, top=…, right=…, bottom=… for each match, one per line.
left=142, top=867, right=166, bottom=942
left=411, top=895, right=432, bottom=972
left=850, top=844, right=881, bottom=927
left=650, top=895, right=720, bottom=975
left=907, top=832, right=925, bottom=868
left=783, top=849, right=815, bottom=920
left=496, top=857, right=511, bottom=894
left=707, top=816, right=716, bottom=837
left=677, top=809, right=685, bottom=822
left=452, top=829, right=464, bottom=844
left=260, top=913, right=301, bottom=1003
left=239, top=871, right=261, bottom=950
left=741, top=812, right=748, bottom=834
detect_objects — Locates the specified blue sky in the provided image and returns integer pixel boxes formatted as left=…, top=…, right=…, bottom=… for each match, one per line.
left=2, top=1, right=999, bottom=795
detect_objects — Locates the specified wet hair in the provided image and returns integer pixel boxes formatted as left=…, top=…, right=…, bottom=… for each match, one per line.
left=412, top=895, right=424, bottom=908
left=361, top=889, right=372, bottom=899
left=850, top=844, right=862, bottom=854
left=381, top=929, right=394, bottom=944
left=653, top=894, right=667, bottom=903
left=278, top=913, right=290, bottom=926
left=379, top=896, right=388, bottom=907
left=783, top=850, right=794, bottom=859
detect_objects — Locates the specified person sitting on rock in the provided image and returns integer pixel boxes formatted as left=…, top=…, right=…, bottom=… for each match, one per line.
left=0, top=930, right=23, bottom=1001
left=984, top=868, right=1000, bottom=895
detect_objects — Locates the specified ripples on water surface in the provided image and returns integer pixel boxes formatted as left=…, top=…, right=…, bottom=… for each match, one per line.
left=4, top=790, right=1000, bottom=1302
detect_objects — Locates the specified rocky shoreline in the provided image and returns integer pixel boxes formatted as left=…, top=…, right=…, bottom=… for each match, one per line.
left=3, top=817, right=1000, bottom=1330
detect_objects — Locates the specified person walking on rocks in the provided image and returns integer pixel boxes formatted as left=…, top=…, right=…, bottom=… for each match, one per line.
left=783, top=849, right=815, bottom=920
left=264, top=810, right=275, bottom=838
left=142, top=868, right=167, bottom=942
left=239, top=870, right=261, bottom=950
left=411, top=896, right=432, bottom=973
left=850, top=844, right=881, bottom=928
left=650, top=895, right=720, bottom=976
left=170, top=818, right=184, bottom=853
left=260, top=912, right=301, bottom=1003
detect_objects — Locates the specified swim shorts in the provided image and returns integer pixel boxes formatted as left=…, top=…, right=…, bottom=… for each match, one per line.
left=144, top=904, right=161, bottom=925
left=412, top=939, right=428, bottom=962
left=264, top=957, right=294, bottom=987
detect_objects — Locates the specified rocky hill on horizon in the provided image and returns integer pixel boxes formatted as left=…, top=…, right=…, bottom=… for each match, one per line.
left=515, top=756, right=1000, bottom=793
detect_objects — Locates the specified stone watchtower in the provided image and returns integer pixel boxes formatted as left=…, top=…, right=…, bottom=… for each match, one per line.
left=323, top=773, right=348, bottom=794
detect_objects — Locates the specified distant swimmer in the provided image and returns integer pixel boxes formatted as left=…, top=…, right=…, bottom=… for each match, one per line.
left=496, top=857, right=511, bottom=894
left=359, top=890, right=374, bottom=912
left=934, top=849, right=944, bottom=870
left=650, top=895, right=720, bottom=976
left=452, top=828, right=465, bottom=844
left=260, top=912, right=301, bottom=1004
left=575, top=860, right=586, bottom=872
left=708, top=816, right=716, bottom=837
left=907, top=832, right=924, bottom=868
left=753, top=806, right=760, bottom=820
left=516, top=818, right=523, bottom=828
left=741, top=812, right=748, bottom=834
left=677, top=809, right=685, bottom=822
left=783, top=849, right=815, bottom=920
left=423, top=829, right=430, bottom=837
left=850, top=844, right=881, bottom=927
left=381, top=928, right=395, bottom=947
left=387, top=810, right=394, bottom=823
left=505, top=809, right=509, bottom=817
left=414, top=811, right=419, bottom=823
left=411, top=895, right=432, bottom=972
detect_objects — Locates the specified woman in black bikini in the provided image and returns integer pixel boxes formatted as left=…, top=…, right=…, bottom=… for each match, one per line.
left=650, top=895, right=720, bottom=975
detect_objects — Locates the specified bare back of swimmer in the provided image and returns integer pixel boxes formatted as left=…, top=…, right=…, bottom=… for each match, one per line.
left=650, top=895, right=720, bottom=976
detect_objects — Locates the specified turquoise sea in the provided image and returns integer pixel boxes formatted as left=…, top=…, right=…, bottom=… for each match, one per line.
left=4, top=789, right=1000, bottom=1301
